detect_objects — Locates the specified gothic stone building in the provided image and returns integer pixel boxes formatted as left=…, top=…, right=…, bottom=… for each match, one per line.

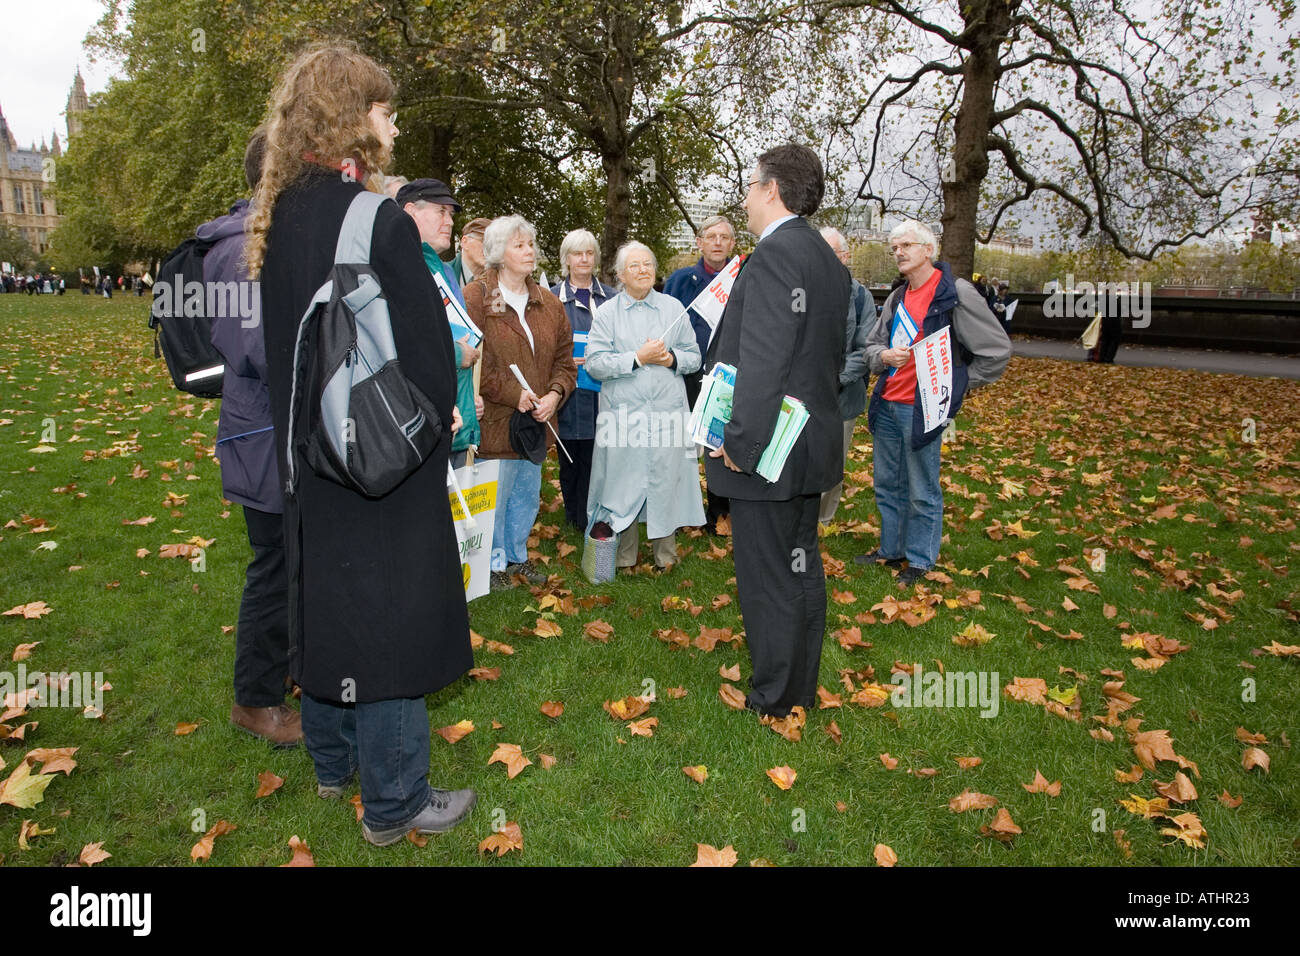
left=0, top=71, right=87, bottom=261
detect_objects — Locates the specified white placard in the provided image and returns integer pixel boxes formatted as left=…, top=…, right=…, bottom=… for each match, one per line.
left=915, top=326, right=953, bottom=433
left=448, top=458, right=498, bottom=602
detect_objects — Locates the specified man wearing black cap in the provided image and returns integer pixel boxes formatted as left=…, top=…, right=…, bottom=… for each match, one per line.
left=397, top=179, right=482, bottom=466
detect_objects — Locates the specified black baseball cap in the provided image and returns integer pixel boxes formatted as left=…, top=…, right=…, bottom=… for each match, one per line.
left=394, top=178, right=462, bottom=213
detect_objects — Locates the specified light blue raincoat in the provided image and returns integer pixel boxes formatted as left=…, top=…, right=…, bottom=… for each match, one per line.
left=584, top=289, right=706, bottom=538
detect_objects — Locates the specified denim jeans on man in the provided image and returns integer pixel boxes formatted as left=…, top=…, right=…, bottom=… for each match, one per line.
left=873, top=399, right=943, bottom=569
left=490, top=457, right=543, bottom=570
left=300, top=693, right=431, bottom=830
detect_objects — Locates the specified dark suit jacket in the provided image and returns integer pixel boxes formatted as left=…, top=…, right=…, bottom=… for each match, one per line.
left=704, top=216, right=849, bottom=501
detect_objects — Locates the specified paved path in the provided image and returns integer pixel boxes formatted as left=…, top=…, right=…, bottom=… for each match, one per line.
left=1012, top=338, right=1300, bottom=379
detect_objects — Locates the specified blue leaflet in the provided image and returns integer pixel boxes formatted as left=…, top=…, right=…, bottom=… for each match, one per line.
left=887, top=302, right=919, bottom=377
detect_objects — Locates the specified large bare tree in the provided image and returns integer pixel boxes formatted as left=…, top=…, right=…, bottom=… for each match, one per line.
left=802, top=0, right=1299, bottom=276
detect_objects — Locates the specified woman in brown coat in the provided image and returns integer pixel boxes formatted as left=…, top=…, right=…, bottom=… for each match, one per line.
left=462, top=215, right=576, bottom=588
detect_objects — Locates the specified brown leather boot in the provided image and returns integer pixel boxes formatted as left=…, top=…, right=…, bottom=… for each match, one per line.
left=230, top=703, right=303, bottom=748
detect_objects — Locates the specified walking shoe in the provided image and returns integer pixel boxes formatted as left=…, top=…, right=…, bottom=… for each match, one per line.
left=361, top=788, right=477, bottom=846
left=896, top=566, right=928, bottom=587
left=506, top=561, right=547, bottom=585
left=317, top=781, right=348, bottom=799
left=855, top=548, right=904, bottom=568
left=490, top=570, right=514, bottom=591
left=230, top=703, right=303, bottom=748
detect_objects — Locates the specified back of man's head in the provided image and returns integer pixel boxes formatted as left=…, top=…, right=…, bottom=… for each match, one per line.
left=756, top=144, right=824, bottom=218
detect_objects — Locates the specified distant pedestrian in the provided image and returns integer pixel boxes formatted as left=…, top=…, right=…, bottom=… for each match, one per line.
left=991, top=281, right=1015, bottom=336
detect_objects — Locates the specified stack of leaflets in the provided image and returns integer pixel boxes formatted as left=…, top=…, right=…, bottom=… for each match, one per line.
left=755, top=395, right=809, bottom=482
left=689, top=363, right=737, bottom=451
left=688, top=363, right=809, bottom=482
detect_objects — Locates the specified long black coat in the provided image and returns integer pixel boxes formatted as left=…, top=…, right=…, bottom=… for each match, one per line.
left=704, top=217, right=849, bottom=501
left=260, top=167, right=471, bottom=703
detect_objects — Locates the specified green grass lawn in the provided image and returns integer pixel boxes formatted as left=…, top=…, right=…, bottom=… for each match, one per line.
left=1, top=293, right=1296, bottom=866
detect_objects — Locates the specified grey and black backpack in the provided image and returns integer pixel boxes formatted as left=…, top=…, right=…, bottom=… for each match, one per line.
left=285, top=191, right=442, bottom=499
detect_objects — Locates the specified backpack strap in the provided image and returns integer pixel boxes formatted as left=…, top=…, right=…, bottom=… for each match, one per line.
left=333, top=191, right=390, bottom=266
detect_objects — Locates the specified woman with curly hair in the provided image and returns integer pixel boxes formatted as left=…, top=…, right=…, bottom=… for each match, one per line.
left=247, top=42, right=475, bottom=845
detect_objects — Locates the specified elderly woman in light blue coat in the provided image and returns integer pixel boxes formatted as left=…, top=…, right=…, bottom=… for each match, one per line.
left=585, top=241, right=705, bottom=571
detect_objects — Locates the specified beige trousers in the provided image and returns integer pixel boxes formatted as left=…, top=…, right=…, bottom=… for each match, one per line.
left=819, top=419, right=859, bottom=525
left=616, top=523, right=679, bottom=568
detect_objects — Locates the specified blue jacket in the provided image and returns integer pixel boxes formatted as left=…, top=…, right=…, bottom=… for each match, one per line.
left=662, top=258, right=720, bottom=358
left=552, top=277, right=615, bottom=440
left=203, top=199, right=282, bottom=513
left=865, top=261, right=1011, bottom=450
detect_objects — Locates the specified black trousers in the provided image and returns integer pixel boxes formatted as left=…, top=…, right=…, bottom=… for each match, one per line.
left=1098, top=315, right=1123, bottom=364
left=234, top=506, right=291, bottom=707
left=730, top=494, right=825, bottom=717
left=557, top=437, right=595, bottom=529
left=685, top=371, right=730, bottom=526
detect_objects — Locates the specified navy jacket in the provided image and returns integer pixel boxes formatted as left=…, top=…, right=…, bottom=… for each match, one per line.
left=202, top=199, right=281, bottom=513
left=662, top=258, right=721, bottom=358
left=552, top=277, right=615, bottom=440
left=865, top=262, right=1011, bottom=450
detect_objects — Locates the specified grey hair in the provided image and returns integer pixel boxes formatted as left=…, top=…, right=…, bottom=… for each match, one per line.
left=819, top=226, right=847, bottom=250
left=558, top=229, right=600, bottom=277
left=696, top=215, right=735, bottom=237
left=482, top=215, right=538, bottom=269
left=380, top=175, right=409, bottom=198
left=889, top=220, right=939, bottom=261
left=613, top=241, right=656, bottom=282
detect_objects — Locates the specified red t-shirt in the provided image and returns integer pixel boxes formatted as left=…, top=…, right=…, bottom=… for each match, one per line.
left=882, top=268, right=941, bottom=404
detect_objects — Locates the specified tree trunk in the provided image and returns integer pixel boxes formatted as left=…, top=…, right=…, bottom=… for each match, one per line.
left=427, top=121, right=455, bottom=184
left=939, top=0, right=1013, bottom=278
left=600, top=151, right=634, bottom=281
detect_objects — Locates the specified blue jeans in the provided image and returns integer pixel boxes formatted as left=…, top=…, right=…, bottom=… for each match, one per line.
left=300, top=693, right=431, bottom=830
left=872, top=400, right=943, bottom=570
left=490, top=457, right=543, bottom=569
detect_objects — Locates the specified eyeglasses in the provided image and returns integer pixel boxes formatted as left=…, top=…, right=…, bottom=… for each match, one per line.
left=742, top=179, right=760, bottom=196
left=890, top=241, right=919, bottom=253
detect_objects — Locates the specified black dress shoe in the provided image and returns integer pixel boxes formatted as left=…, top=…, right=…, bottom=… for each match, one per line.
left=743, top=694, right=792, bottom=719
left=897, top=566, right=927, bottom=587
left=855, top=548, right=904, bottom=568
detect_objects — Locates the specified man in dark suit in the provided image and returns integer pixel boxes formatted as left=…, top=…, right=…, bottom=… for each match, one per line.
left=705, top=144, right=850, bottom=718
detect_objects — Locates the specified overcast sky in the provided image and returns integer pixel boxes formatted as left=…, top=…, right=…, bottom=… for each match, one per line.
left=0, top=0, right=119, bottom=149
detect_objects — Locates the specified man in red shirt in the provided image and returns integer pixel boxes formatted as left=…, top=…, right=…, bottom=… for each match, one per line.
left=861, top=221, right=1010, bottom=586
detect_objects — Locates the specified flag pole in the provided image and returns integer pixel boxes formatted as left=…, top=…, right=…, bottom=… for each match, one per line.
left=508, top=363, right=574, bottom=464
left=658, top=307, right=690, bottom=342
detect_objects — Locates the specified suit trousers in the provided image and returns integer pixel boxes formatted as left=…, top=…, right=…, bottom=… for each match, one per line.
left=233, top=506, right=291, bottom=707
left=730, top=494, right=825, bottom=717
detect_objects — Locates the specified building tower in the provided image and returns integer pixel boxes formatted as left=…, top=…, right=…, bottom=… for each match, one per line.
left=65, top=69, right=89, bottom=140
